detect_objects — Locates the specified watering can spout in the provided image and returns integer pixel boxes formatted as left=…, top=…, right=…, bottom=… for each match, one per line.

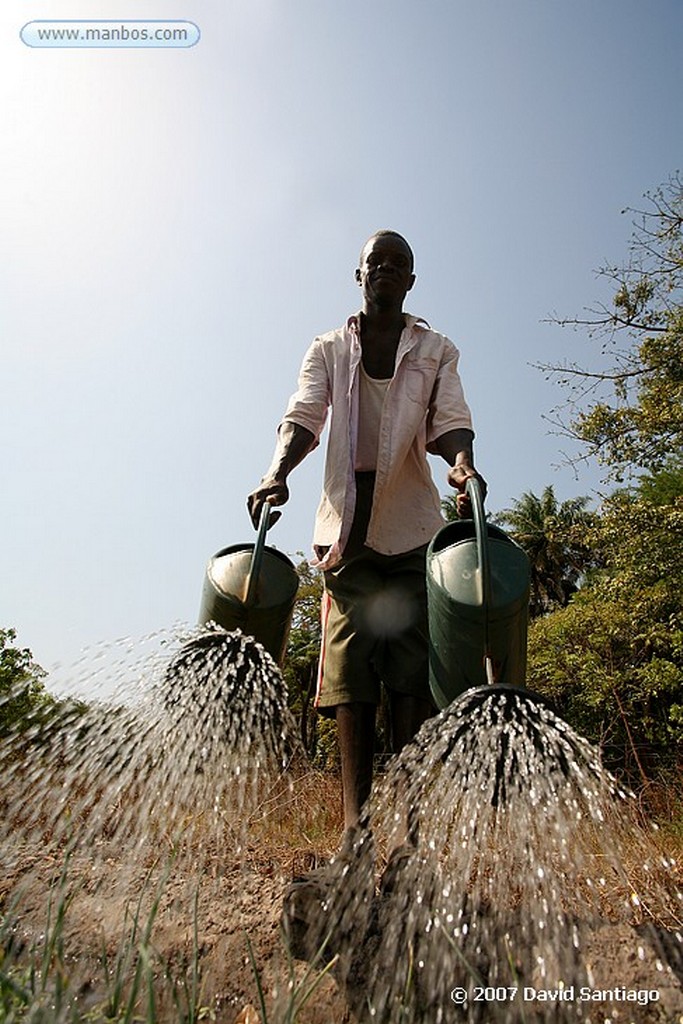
left=427, top=479, right=531, bottom=710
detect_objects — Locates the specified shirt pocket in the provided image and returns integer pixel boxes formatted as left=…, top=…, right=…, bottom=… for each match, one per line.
left=402, top=355, right=440, bottom=406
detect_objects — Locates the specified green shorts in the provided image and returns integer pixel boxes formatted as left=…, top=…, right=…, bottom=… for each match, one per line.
left=315, top=473, right=431, bottom=713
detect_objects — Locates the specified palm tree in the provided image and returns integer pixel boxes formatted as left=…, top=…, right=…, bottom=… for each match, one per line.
left=493, top=486, right=596, bottom=617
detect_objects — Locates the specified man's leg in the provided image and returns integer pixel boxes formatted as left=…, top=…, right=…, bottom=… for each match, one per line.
left=389, top=692, right=433, bottom=753
left=385, top=693, right=434, bottom=851
left=335, top=701, right=377, bottom=831
left=381, top=543, right=433, bottom=755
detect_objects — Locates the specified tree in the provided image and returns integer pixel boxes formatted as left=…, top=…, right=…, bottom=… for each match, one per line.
left=527, top=492, right=683, bottom=786
left=530, top=179, right=683, bottom=800
left=0, top=627, right=52, bottom=736
left=493, top=486, right=596, bottom=617
left=540, top=174, right=683, bottom=480
left=282, top=557, right=326, bottom=758
left=634, top=454, right=683, bottom=505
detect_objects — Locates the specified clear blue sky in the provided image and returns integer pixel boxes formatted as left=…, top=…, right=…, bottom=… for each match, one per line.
left=2, top=0, right=682, bottom=680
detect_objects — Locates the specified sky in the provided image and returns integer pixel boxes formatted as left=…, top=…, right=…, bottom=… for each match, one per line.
left=2, top=0, right=682, bottom=687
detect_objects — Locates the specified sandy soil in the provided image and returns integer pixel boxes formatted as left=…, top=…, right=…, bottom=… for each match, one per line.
left=2, top=829, right=682, bottom=1024
left=2, top=633, right=680, bottom=1021
left=1, top=837, right=350, bottom=1024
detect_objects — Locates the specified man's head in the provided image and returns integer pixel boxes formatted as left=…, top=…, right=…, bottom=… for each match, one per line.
left=356, top=231, right=415, bottom=310
left=358, top=230, right=414, bottom=272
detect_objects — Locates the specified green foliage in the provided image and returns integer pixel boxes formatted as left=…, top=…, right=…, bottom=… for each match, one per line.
left=634, top=454, right=683, bottom=505
left=285, top=557, right=324, bottom=684
left=572, top=308, right=683, bottom=474
left=531, top=176, right=683, bottom=800
left=440, top=492, right=460, bottom=523
left=0, top=627, right=52, bottom=737
left=527, top=492, right=683, bottom=784
left=0, top=630, right=89, bottom=758
left=493, top=486, right=597, bottom=617
left=282, top=558, right=330, bottom=761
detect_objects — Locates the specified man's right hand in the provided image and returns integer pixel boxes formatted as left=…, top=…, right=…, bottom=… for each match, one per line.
left=246, top=478, right=289, bottom=530
left=246, top=422, right=316, bottom=529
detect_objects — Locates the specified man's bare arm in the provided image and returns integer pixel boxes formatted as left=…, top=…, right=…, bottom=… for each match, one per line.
left=431, top=428, right=487, bottom=515
left=247, top=421, right=316, bottom=528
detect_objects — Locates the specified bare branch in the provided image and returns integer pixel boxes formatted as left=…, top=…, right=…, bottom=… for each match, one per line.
left=533, top=363, right=645, bottom=382
left=543, top=311, right=667, bottom=334
left=539, top=174, right=682, bottom=480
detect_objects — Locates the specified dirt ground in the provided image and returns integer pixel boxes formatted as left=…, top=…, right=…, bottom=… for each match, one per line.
left=1, top=836, right=350, bottom=1024
left=2, top=827, right=682, bottom=1024
left=3, top=632, right=681, bottom=1021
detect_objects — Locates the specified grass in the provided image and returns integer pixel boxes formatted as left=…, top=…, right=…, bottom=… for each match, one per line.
left=0, top=853, right=193, bottom=1024
left=0, top=851, right=76, bottom=1022
left=636, top=773, right=683, bottom=842
left=0, top=764, right=349, bottom=1024
left=1, top=755, right=681, bottom=1024
left=246, top=929, right=340, bottom=1024
left=244, top=766, right=345, bottom=871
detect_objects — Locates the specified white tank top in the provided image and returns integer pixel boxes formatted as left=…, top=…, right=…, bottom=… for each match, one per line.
left=355, top=363, right=391, bottom=471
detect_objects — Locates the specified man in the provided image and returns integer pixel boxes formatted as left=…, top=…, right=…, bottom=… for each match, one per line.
left=248, top=230, right=485, bottom=834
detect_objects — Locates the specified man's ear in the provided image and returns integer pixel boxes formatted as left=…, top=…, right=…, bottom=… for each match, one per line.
left=354, top=267, right=362, bottom=286
left=407, top=273, right=416, bottom=292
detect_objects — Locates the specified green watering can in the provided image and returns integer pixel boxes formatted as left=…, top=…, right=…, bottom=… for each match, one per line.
left=198, top=504, right=299, bottom=666
left=427, top=478, right=531, bottom=710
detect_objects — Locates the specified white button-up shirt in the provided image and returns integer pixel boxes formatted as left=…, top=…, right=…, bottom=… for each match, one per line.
left=281, top=313, right=474, bottom=569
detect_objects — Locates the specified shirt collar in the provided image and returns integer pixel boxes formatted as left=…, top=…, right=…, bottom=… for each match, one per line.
left=346, top=312, right=430, bottom=332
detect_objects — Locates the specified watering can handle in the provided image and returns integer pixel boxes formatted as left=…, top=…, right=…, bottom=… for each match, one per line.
left=245, top=502, right=272, bottom=606
left=466, top=477, right=494, bottom=680
left=466, top=477, right=491, bottom=614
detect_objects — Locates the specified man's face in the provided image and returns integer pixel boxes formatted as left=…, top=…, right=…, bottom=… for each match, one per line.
left=355, top=234, right=415, bottom=309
